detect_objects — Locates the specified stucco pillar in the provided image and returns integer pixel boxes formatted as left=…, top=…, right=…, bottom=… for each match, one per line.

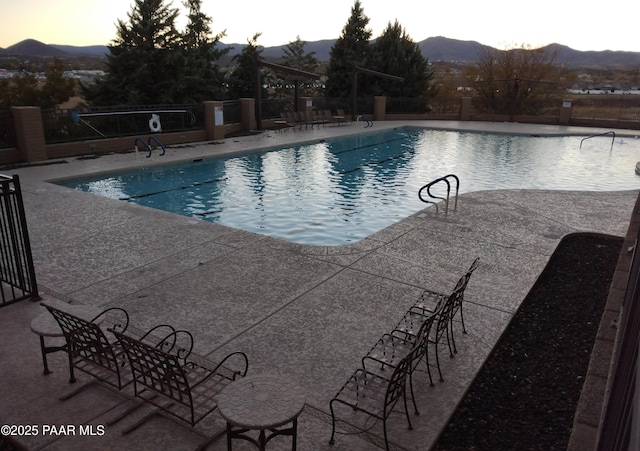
left=298, top=97, right=313, bottom=113
left=560, top=99, right=573, bottom=125
left=460, top=97, right=472, bottom=121
left=239, top=98, right=256, bottom=131
left=373, top=96, right=386, bottom=121
left=11, top=106, right=47, bottom=162
left=204, top=101, right=225, bottom=140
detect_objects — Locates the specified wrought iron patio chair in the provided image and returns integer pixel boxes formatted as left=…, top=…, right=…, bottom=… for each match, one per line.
left=111, top=328, right=249, bottom=431
left=409, top=257, right=480, bottom=355
left=449, top=257, right=480, bottom=336
left=45, top=304, right=132, bottom=390
left=44, top=304, right=179, bottom=411
left=329, top=344, right=421, bottom=451
left=394, top=293, right=453, bottom=383
left=362, top=310, right=438, bottom=415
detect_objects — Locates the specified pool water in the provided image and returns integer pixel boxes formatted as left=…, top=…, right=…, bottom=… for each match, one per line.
left=56, top=127, right=640, bottom=245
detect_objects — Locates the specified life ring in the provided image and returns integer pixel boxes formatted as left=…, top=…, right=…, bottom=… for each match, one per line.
left=149, top=114, right=162, bottom=133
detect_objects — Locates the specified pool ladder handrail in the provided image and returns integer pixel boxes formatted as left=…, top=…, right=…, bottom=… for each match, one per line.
left=147, top=136, right=166, bottom=157
left=134, top=136, right=166, bottom=158
left=418, top=174, right=459, bottom=215
left=580, top=131, right=616, bottom=150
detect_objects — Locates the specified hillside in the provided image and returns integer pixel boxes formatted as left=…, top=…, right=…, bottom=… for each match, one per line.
left=3, top=37, right=640, bottom=67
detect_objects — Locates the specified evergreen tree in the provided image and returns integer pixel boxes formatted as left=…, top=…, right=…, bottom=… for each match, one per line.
left=369, top=20, right=434, bottom=98
left=325, top=0, right=372, bottom=99
left=84, top=0, right=181, bottom=105
left=226, top=33, right=269, bottom=100
left=179, top=0, right=229, bottom=102
left=274, top=36, right=319, bottom=101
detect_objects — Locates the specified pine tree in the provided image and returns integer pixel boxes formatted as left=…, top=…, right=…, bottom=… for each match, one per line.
left=226, top=33, right=269, bottom=100
left=274, top=36, right=319, bottom=101
left=369, top=20, right=434, bottom=98
left=179, top=0, right=229, bottom=102
left=325, top=0, right=372, bottom=100
left=85, top=0, right=181, bottom=105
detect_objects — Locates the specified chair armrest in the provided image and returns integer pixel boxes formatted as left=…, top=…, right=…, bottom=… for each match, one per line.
left=389, top=329, right=415, bottom=342
left=156, top=330, right=194, bottom=361
left=201, top=351, right=249, bottom=379
left=92, top=307, right=129, bottom=333
left=137, top=324, right=177, bottom=345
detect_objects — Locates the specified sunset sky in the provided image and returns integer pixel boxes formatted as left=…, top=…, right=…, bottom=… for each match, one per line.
left=1, top=0, right=638, bottom=52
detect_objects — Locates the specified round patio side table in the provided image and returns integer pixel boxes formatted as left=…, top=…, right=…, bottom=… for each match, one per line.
left=217, top=374, right=306, bottom=451
left=30, top=304, right=101, bottom=376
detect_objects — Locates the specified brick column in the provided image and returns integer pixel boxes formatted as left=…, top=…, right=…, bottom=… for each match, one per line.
left=204, top=101, right=225, bottom=140
left=11, top=106, right=47, bottom=162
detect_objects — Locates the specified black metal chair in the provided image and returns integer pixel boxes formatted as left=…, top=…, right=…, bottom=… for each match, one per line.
left=449, top=257, right=480, bottom=336
left=329, top=344, right=421, bottom=451
left=409, top=257, right=480, bottom=356
left=44, top=304, right=180, bottom=416
left=394, top=292, right=453, bottom=383
left=111, top=328, right=248, bottom=430
left=362, top=310, right=438, bottom=415
left=45, top=304, right=132, bottom=391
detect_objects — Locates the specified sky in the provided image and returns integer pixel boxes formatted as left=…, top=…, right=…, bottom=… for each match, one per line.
left=1, top=0, right=638, bottom=53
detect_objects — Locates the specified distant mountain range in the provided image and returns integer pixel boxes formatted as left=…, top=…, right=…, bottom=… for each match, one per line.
left=2, top=37, right=640, bottom=67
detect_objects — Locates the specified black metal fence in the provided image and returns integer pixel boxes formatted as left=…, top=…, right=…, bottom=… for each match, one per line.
left=0, top=174, right=39, bottom=307
left=41, top=103, right=205, bottom=144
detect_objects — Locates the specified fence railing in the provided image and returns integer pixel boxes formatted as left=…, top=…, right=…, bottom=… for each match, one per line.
left=571, top=95, right=640, bottom=122
left=2, top=94, right=638, bottom=152
left=42, top=103, right=205, bottom=144
left=222, top=100, right=240, bottom=125
left=0, top=174, right=39, bottom=307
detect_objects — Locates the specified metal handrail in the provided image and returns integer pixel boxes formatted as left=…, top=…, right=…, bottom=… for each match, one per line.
left=147, top=136, right=166, bottom=157
left=580, top=131, right=616, bottom=150
left=418, top=174, right=459, bottom=215
left=134, top=137, right=151, bottom=157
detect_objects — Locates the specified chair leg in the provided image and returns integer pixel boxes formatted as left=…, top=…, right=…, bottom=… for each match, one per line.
left=402, top=386, right=414, bottom=431
left=433, top=341, right=444, bottom=382
left=423, top=349, right=435, bottom=387
left=408, top=370, right=419, bottom=415
left=329, top=400, right=337, bottom=445
left=448, top=323, right=458, bottom=355
left=460, top=305, right=467, bottom=334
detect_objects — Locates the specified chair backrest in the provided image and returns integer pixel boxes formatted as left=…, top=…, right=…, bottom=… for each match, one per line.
left=410, top=310, right=438, bottom=365
left=384, top=344, right=420, bottom=417
left=45, top=305, right=130, bottom=388
left=450, top=257, right=480, bottom=308
left=111, top=329, right=194, bottom=409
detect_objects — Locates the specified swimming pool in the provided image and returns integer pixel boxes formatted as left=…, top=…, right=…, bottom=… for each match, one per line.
left=56, top=127, right=640, bottom=246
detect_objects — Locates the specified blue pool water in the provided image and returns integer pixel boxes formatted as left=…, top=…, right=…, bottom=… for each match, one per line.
left=56, top=127, right=640, bottom=245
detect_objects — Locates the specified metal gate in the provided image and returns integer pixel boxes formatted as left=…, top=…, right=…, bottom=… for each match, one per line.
left=0, top=174, right=39, bottom=307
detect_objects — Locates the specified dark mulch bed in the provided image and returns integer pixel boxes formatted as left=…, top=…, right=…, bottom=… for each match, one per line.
left=434, top=233, right=623, bottom=451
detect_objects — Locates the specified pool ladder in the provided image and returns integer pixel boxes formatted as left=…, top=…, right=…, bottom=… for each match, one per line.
left=134, top=136, right=166, bottom=158
left=419, top=174, right=459, bottom=215
left=580, top=131, right=615, bottom=150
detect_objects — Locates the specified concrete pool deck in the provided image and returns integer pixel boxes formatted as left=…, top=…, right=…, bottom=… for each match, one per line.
left=1, top=120, right=639, bottom=450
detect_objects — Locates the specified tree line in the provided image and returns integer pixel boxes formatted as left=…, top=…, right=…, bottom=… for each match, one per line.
left=0, top=0, right=565, bottom=116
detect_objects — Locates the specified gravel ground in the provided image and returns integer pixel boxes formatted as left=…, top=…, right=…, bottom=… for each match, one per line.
left=433, top=233, right=622, bottom=451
